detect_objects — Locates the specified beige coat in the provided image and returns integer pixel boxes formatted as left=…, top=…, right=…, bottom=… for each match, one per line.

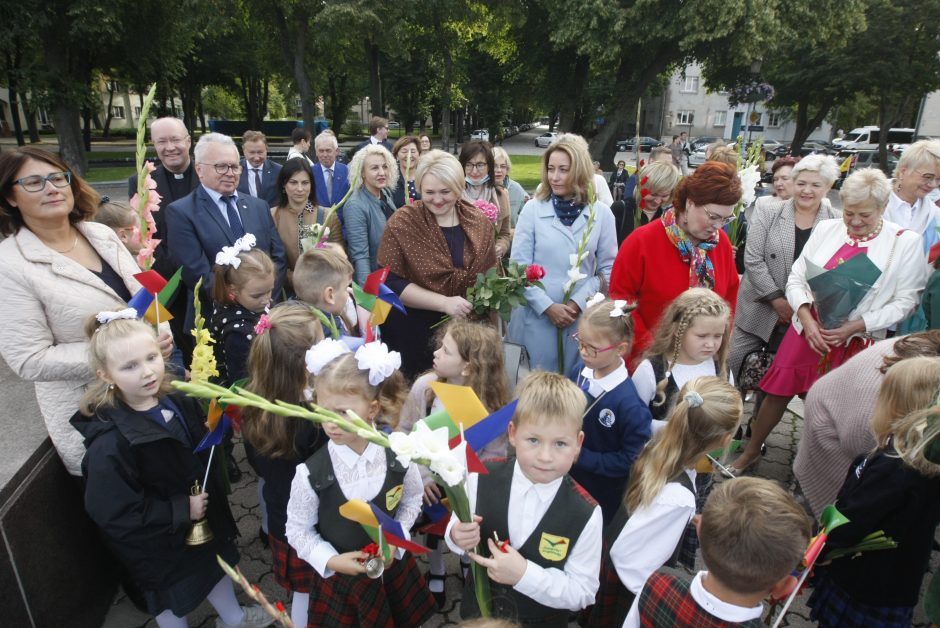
left=0, top=222, right=142, bottom=475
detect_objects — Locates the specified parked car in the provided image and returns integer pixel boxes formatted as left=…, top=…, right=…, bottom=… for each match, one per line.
left=688, top=147, right=708, bottom=168
left=832, top=126, right=915, bottom=151
left=832, top=150, right=899, bottom=189
left=388, top=121, right=401, bottom=129
left=471, top=129, right=490, bottom=142
left=535, top=132, right=558, bottom=148
left=616, top=136, right=665, bottom=152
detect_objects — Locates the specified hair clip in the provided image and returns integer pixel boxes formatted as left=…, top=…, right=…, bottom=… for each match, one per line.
left=305, top=338, right=351, bottom=375
left=95, top=308, right=138, bottom=325
left=355, top=341, right=402, bottom=386
left=233, top=233, right=257, bottom=251
left=684, top=390, right=704, bottom=408
left=587, top=293, right=606, bottom=309
left=254, top=313, right=272, bottom=335
left=609, top=299, right=629, bottom=317
left=215, top=233, right=258, bottom=268
left=98, top=195, right=110, bottom=205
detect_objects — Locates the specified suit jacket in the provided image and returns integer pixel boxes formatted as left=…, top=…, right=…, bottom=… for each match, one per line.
left=353, top=138, right=393, bottom=156
left=313, top=161, right=350, bottom=208
left=127, top=164, right=198, bottom=282
left=237, top=158, right=283, bottom=208
left=165, top=186, right=287, bottom=329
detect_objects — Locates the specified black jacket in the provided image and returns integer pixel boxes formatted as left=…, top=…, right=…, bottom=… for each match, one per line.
left=70, top=392, right=237, bottom=590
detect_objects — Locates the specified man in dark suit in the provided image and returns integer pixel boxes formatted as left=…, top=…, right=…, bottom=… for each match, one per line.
left=165, top=132, right=287, bottom=333
left=237, top=130, right=282, bottom=207
left=352, top=115, right=393, bottom=155
left=313, top=130, right=350, bottom=208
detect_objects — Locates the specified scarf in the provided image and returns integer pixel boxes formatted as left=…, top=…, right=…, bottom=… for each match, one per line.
left=463, top=181, right=497, bottom=205
left=551, top=193, right=585, bottom=226
left=661, top=207, right=718, bottom=289
left=377, top=198, right=497, bottom=297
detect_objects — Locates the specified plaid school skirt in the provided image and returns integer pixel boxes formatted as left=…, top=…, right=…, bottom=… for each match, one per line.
left=578, top=551, right=635, bottom=627
left=306, top=552, right=436, bottom=627
left=808, top=571, right=914, bottom=628
left=269, top=533, right=314, bottom=593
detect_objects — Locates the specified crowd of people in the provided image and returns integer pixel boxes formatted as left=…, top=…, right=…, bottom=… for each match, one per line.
left=0, top=118, right=939, bottom=628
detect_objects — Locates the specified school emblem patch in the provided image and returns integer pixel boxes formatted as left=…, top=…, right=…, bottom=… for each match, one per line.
left=386, top=484, right=403, bottom=510
left=538, top=533, right=570, bottom=561
left=598, top=408, right=616, bottom=427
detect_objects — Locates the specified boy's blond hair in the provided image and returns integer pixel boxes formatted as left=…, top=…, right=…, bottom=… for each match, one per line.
left=293, top=247, right=354, bottom=306
left=512, top=371, right=585, bottom=432
left=700, top=477, right=811, bottom=595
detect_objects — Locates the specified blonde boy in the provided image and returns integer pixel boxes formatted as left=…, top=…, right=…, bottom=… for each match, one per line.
left=447, top=371, right=602, bottom=626
left=628, top=477, right=811, bottom=627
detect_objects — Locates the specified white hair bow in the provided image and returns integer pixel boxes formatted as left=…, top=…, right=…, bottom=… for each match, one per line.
left=214, top=233, right=258, bottom=268
left=684, top=391, right=704, bottom=408
left=234, top=233, right=257, bottom=251
left=609, top=300, right=629, bottom=318
left=305, top=338, right=351, bottom=375
left=96, top=308, right=139, bottom=325
left=587, top=293, right=606, bottom=309
left=355, top=341, right=402, bottom=386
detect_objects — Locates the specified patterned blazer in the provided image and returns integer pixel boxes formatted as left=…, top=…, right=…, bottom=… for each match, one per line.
left=735, top=197, right=838, bottom=342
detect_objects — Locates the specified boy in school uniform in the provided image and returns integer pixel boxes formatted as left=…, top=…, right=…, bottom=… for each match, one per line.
left=293, top=246, right=365, bottom=346
left=627, top=477, right=812, bottom=627
left=447, top=371, right=603, bottom=627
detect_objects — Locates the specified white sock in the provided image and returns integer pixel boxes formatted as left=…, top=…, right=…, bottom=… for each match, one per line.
left=291, top=590, right=310, bottom=627
left=206, top=576, right=244, bottom=625
left=428, top=546, right=445, bottom=575
left=258, top=479, right=269, bottom=534
left=154, top=609, right=188, bottom=628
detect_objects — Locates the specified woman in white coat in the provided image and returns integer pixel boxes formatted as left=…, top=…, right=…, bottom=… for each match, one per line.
left=507, top=134, right=617, bottom=374
left=0, top=147, right=171, bottom=476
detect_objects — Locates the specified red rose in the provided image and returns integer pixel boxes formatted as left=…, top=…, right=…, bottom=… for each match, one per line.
left=526, top=264, right=546, bottom=281
left=639, top=160, right=645, bottom=167
left=640, top=176, right=649, bottom=185
left=640, top=188, right=651, bottom=197
left=640, top=199, right=647, bottom=209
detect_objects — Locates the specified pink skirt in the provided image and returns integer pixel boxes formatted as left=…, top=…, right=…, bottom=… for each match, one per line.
left=759, top=326, right=871, bottom=396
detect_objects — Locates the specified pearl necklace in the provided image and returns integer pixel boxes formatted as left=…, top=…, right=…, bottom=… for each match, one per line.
left=847, top=219, right=883, bottom=244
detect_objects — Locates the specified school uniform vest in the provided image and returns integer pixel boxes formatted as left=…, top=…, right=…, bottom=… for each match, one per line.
left=647, top=356, right=721, bottom=421
left=637, top=571, right=763, bottom=628
left=305, top=447, right=407, bottom=553
left=461, top=459, right=597, bottom=626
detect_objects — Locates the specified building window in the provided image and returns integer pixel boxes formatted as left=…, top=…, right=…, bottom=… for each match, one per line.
left=676, top=110, right=694, bottom=126
left=134, top=106, right=142, bottom=119
left=111, top=106, right=125, bottom=120
left=681, top=76, right=699, bottom=93
left=107, top=80, right=122, bottom=92
left=714, top=111, right=727, bottom=126
left=767, top=112, right=782, bottom=128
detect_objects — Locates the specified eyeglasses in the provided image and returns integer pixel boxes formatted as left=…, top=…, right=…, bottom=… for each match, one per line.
left=201, top=162, right=242, bottom=175
left=571, top=333, right=620, bottom=358
left=154, top=136, right=188, bottom=147
left=466, top=162, right=488, bottom=172
left=700, top=205, right=736, bottom=227
left=15, top=171, right=71, bottom=192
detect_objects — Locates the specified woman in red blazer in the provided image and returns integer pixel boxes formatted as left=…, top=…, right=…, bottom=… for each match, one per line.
left=609, top=161, right=742, bottom=366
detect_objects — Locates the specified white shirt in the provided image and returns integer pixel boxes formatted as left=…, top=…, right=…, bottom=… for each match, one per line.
left=632, top=359, right=730, bottom=434
left=593, top=173, right=614, bottom=206
left=246, top=164, right=262, bottom=198
left=885, top=190, right=936, bottom=237
left=284, top=441, right=423, bottom=578
left=576, top=361, right=629, bottom=398
left=287, top=147, right=314, bottom=167
left=610, top=469, right=697, bottom=614
left=201, top=185, right=241, bottom=227
left=444, top=461, right=603, bottom=611
left=623, top=571, right=764, bottom=627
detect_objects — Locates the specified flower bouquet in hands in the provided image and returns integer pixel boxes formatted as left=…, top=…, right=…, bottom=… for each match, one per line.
left=432, top=262, right=546, bottom=329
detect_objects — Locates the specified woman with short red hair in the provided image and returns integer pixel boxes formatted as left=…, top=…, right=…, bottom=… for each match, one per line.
left=609, top=162, right=742, bottom=365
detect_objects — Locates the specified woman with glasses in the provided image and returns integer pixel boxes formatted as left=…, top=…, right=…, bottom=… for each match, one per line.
left=731, top=168, right=928, bottom=474
left=458, top=140, right=512, bottom=259
left=492, top=147, right=530, bottom=227
left=343, top=144, right=399, bottom=285
left=0, top=147, right=173, bottom=477
left=609, top=161, right=742, bottom=366
left=506, top=133, right=618, bottom=373
left=390, top=136, right=422, bottom=209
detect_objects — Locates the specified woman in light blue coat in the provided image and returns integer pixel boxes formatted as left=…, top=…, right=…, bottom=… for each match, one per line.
left=342, top=145, right=399, bottom=285
left=507, top=134, right=618, bottom=373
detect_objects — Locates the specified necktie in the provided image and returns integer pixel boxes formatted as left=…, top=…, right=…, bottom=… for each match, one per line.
left=325, top=168, right=333, bottom=200
left=252, top=169, right=262, bottom=197
left=221, top=195, right=246, bottom=238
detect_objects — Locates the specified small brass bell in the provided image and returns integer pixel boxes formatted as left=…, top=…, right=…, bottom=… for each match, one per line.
left=185, top=480, right=214, bottom=546
left=364, top=555, right=384, bottom=579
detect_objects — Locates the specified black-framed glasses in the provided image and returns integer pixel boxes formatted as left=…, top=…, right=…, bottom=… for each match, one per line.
left=571, top=333, right=620, bottom=358
left=200, top=162, right=242, bottom=175
left=466, top=162, right=488, bottom=172
left=15, top=171, right=71, bottom=192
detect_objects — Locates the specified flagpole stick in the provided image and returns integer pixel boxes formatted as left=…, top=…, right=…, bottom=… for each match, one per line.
left=203, top=444, right=216, bottom=490
left=770, top=566, right=812, bottom=628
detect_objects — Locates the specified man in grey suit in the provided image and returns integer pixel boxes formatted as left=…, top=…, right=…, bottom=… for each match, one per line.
left=237, top=130, right=282, bottom=207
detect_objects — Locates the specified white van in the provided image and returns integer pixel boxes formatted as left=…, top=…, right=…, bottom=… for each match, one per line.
left=833, top=126, right=915, bottom=151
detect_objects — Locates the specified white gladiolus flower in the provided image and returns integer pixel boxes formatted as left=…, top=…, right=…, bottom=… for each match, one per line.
left=738, top=164, right=761, bottom=207
left=388, top=431, right=419, bottom=466
left=430, top=444, right=467, bottom=486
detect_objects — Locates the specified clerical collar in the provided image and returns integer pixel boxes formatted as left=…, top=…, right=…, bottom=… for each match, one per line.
left=173, top=173, right=185, bottom=179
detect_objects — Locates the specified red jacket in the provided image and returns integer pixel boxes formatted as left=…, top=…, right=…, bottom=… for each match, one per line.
left=609, top=219, right=739, bottom=366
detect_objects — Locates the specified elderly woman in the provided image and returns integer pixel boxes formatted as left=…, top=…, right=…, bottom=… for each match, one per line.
left=390, top=135, right=422, bottom=209
left=731, top=168, right=929, bottom=472
left=377, top=150, right=497, bottom=377
left=507, top=133, right=617, bottom=373
left=612, top=161, right=681, bottom=245
left=343, top=144, right=399, bottom=285
left=610, top=161, right=742, bottom=365
left=459, top=140, right=512, bottom=259
left=0, top=147, right=172, bottom=476
left=729, top=155, right=840, bottom=381
left=609, top=160, right=630, bottom=201
left=492, top=146, right=530, bottom=227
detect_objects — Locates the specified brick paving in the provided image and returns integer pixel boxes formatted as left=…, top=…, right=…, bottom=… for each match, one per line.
left=102, top=398, right=938, bottom=627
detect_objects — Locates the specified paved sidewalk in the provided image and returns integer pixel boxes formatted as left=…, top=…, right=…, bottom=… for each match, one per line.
left=101, top=399, right=938, bottom=627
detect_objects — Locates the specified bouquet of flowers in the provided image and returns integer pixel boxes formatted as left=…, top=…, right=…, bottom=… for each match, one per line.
left=433, top=262, right=545, bottom=329
left=474, top=199, right=500, bottom=224
left=727, top=137, right=764, bottom=244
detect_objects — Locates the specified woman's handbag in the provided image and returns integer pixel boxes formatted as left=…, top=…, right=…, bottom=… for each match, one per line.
left=737, top=345, right=774, bottom=393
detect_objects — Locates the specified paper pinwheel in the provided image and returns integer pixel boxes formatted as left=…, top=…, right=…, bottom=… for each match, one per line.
left=128, top=267, right=182, bottom=326
left=353, top=267, right=406, bottom=328
left=339, top=499, right=431, bottom=561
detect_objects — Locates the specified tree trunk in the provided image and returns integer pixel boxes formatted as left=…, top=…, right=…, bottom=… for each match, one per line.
left=55, top=103, right=87, bottom=174
left=271, top=3, right=316, bottom=132
left=22, top=92, right=39, bottom=143
left=789, top=95, right=835, bottom=154
left=81, top=107, right=92, bottom=152
left=440, top=52, right=452, bottom=151
left=198, top=97, right=207, bottom=134
left=103, top=83, right=116, bottom=139
left=5, top=53, right=25, bottom=146
left=365, top=38, right=383, bottom=117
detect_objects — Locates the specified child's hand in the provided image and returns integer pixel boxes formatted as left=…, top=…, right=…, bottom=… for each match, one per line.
left=449, top=515, right=482, bottom=551
left=326, top=551, right=369, bottom=576
left=423, top=482, right=442, bottom=505
left=470, top=538, right=528, bottom=586
left=157, top=331, right=174, bottom=360
left=189, top=492, right=208, bottom=521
